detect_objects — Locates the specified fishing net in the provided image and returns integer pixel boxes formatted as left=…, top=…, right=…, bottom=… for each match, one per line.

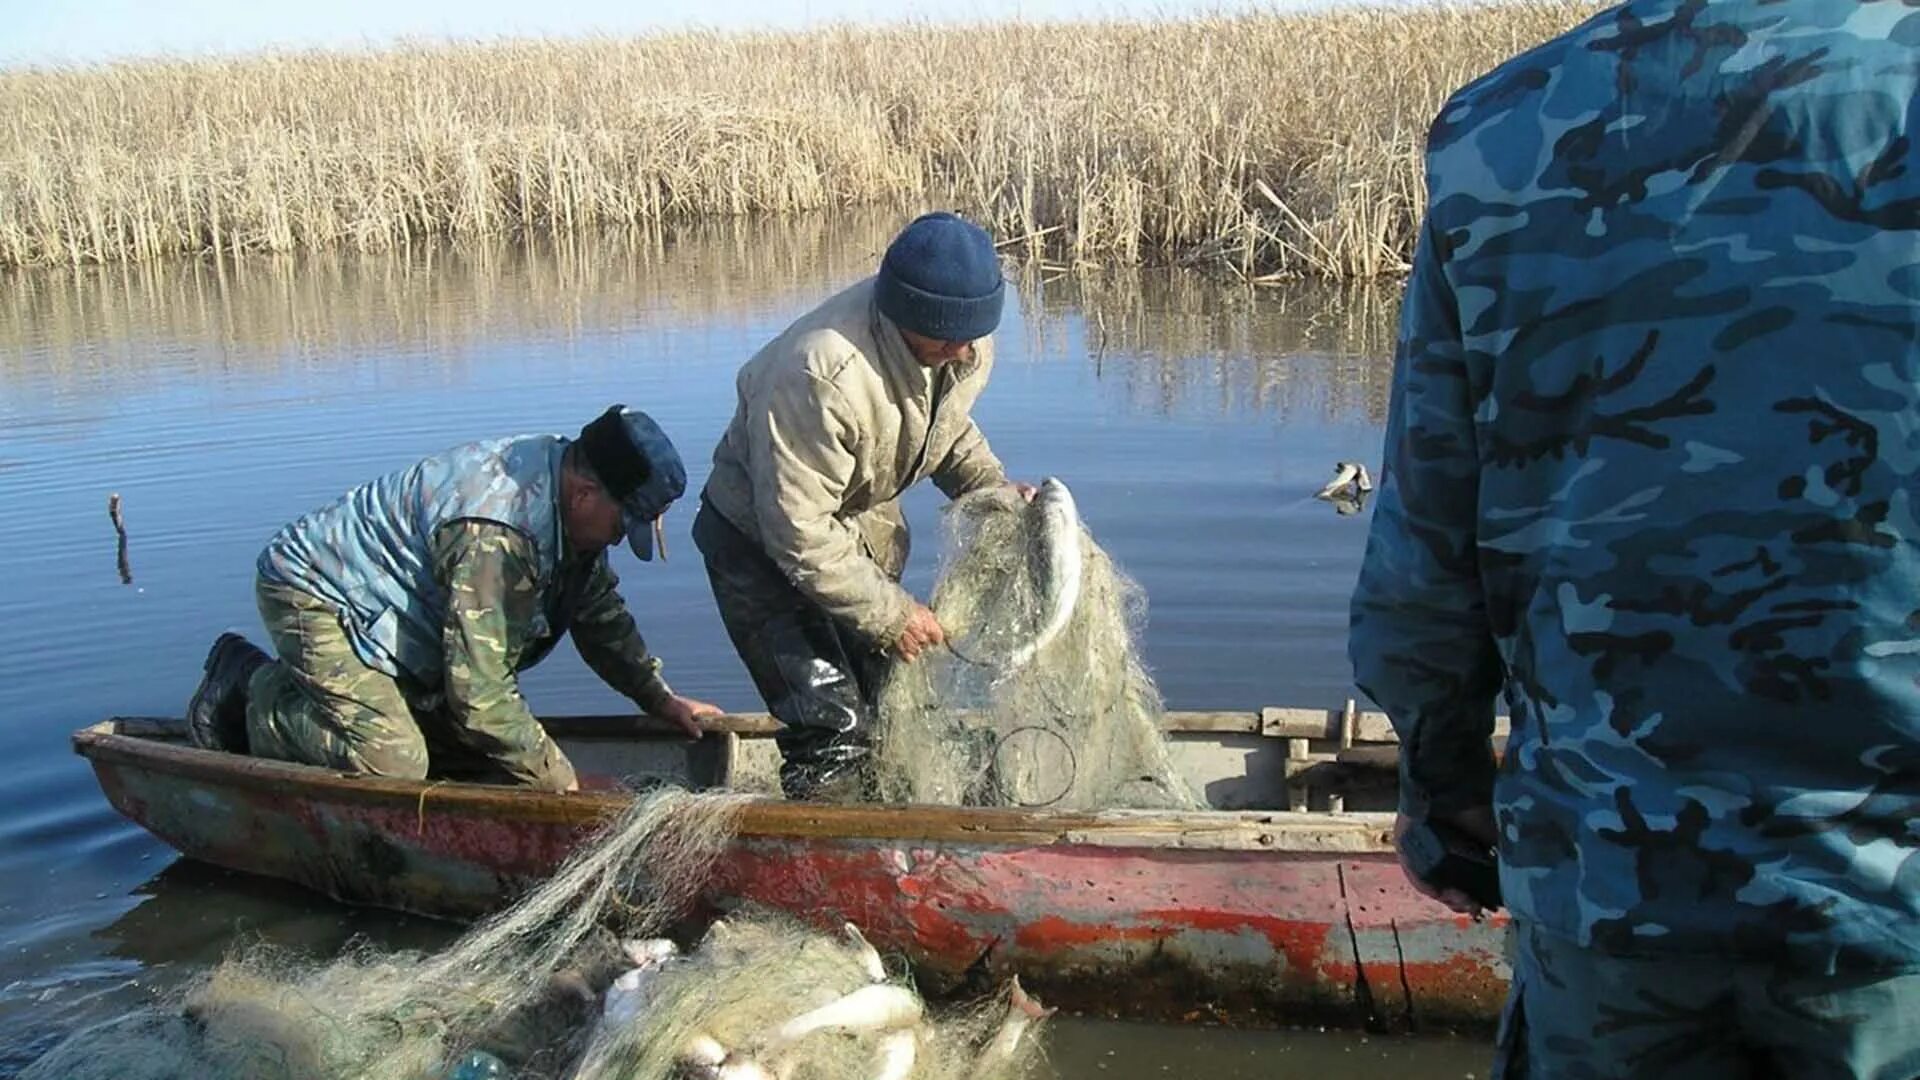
left=572, top=912, right=1050, bottom=1080
left=870, top=484, right=1200, bottom=811
left=21, top=788, right=747, bottom=1080
left=23, top=789, right=1052, bottom=1080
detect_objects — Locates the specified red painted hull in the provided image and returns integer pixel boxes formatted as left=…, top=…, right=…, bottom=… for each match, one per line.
left=75, top=721, right=1509, bottom=1029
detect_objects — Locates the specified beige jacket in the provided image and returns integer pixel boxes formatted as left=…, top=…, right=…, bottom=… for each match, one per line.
left=704, top=277, right=1007, bottom=645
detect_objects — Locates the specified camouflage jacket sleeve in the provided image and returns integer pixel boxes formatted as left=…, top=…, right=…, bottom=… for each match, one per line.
left=431, top=521, right=578, bottom=792
left=569, top=555, right=678, bottom=715
left=1347, top=216, right=1503, bottom=819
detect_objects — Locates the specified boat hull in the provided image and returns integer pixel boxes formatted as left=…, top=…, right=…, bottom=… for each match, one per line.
left=77, top=721, right=1508, bottom=1029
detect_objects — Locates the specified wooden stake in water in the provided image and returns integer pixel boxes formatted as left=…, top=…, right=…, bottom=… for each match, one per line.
left=109, top=492, right=133, bottom=585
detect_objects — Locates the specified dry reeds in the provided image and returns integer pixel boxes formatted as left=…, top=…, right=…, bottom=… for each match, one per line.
left=0, top=3, right=1603, bottom=276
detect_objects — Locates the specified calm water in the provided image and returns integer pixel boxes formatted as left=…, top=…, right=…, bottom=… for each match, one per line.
left=0, top=217, right=1486, bottom=1076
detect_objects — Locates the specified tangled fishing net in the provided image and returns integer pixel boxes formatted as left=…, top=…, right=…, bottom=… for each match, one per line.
left=573, top=914, right=1051, bottom=1080
left=23, top=787, right=1050, bottom=1080
left=871, top=482, right=1199, bottom=810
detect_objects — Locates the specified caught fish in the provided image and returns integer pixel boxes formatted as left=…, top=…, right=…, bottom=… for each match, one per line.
left=1004, top=477, right=1083, bottom=672
left=975, top=977, right=1055, bottom=1074
left=601, top=938, right=684, bottom=1028
left=772, top=984, right=924, bottom=1045
left=842, top=922, right=887, bottom=983
left=683, top=1058, right=775, bottom=1080
left=873, top=1029, right=918, bottom=1080
left=621, top=937, right=681, bottom=967
left=685, top=1035, right=728, bottom=1067
left=681, top=1037, right=780, bottom=1080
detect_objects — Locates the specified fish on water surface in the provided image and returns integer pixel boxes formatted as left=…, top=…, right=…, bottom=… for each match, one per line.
left=1314, top=461, right=1374, bottom=501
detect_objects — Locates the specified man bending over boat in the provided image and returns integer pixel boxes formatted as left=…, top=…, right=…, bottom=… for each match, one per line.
left=184, top=406, right=722, bottom=792
left=694, top=212, right=1035, bottom=800
left=1350, top=3, right=1920, bottom=1076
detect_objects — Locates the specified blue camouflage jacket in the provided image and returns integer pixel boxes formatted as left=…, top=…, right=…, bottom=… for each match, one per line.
left=260, top=436, right=572, bottom=683
left=1350, top=0, right=1920, bottom=971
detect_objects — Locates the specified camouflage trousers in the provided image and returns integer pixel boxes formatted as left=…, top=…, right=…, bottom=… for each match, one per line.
left=1496, top=921, right=1920, bottom=1080
left=245, top=575, right=517, bottom=783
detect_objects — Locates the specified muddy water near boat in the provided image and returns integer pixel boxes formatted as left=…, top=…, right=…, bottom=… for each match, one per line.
left=0, top=218, right=1485, bottom=1076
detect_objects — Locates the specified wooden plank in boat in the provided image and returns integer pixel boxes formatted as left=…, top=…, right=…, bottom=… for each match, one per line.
left=108, top=709, right=1509, bottom=743
left=1260, top=706, right=1511, bottom=743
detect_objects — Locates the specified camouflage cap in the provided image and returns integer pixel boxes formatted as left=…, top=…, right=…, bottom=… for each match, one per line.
left=577, top=405, right=686, bottom=561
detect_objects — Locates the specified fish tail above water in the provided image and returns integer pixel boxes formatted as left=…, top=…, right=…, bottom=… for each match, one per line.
left=1315, top=461, right=1364, bottom=500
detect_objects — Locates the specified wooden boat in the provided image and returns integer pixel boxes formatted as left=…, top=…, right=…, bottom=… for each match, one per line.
left=72, top=707, right=1509, bottom=1030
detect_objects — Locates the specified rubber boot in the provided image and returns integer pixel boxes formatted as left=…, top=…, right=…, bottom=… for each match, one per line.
left=186, top=632, right=270, bottom=753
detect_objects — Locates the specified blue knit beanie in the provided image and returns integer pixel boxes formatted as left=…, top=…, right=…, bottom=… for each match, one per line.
left=875, top=212, right=1005, bottom=342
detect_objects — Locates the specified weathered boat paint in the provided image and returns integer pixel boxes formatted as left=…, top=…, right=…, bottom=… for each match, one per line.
left=74, top=718, right=1508, bottom=1030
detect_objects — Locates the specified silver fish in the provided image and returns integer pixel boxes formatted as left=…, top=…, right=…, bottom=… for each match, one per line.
left=773, top=984, right=923, bottom=1045
left=681, top=1037, right=777, bottom=1080
left=842, top=922, right=887, bottom=983
left=873, top=1029, right=917, bottom=1080
left=1005, top=477, right=1082, bottom=672
left=599, top=938, right=684, bottom=1029
left=621, top=937, right=681, bottom=967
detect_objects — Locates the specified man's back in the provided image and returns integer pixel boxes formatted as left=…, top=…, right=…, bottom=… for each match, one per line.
left=1352, top=1, right=1920, bottom=970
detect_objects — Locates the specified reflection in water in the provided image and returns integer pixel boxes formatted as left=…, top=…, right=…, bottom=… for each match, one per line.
left=94, top=862, right=454, bottom=974
left=0, top=215, right=903, bottom=387
left=1023, top=268, right=1398, bottom=424
left=0, top=216, right=1398, bottom=428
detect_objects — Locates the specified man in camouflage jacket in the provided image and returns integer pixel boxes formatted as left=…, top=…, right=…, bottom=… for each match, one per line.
left=1350, top=2, right=1920, bottom=1075
left=185, top=406, right=720, bottom=793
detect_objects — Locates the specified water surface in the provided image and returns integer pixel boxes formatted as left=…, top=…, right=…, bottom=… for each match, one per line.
left=0, top=217, right=1485, bottom=1076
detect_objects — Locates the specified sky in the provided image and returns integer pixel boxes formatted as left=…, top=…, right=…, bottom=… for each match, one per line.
left=0, top=0, right=1302, bottom=66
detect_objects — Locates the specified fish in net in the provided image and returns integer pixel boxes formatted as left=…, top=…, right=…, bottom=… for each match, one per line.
left=870, top=479, right=1200, bottom=811
left=574, top=913, right=1051, bottom=1080
left=21, top=787, right=1052, bottom=1080
left=22, top=787, right=748, bottom=1079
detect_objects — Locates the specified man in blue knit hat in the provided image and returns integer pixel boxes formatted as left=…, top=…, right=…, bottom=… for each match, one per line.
left=696, top=211, right=1034, bottom=799
left=184, top=405, right=721, bottom=792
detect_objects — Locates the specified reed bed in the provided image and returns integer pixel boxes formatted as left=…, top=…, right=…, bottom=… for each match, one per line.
left=0, top=3, right=1603, bottom=276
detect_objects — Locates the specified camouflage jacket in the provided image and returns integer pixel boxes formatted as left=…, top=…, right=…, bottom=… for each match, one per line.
left=260, top=435, right=574, bottom=682
left=1350, top=0, right=1920, bottom=971
left=260, top=435, right=673, bottom=786
left=431, top=520, right=674, bottom=790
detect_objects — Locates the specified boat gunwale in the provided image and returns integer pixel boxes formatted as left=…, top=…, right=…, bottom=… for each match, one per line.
left=74, top=718, right=1396, bottom=852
